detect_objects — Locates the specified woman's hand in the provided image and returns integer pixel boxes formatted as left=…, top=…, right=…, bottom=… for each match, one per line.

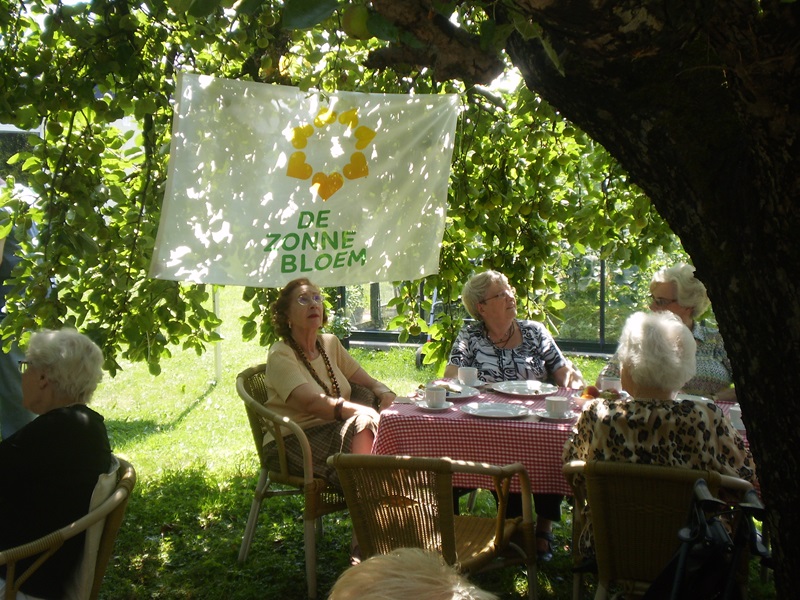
left=348, top=367, right=396, bottom=412
left=555, top=362, right=585, bottom=389
left=714, top=387, right=737, bottom=402
left=377, top=391, right=396, bottom=411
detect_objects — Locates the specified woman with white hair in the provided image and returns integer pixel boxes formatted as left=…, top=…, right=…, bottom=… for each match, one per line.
left=328, top=547, right=498, bottom=600
left=564, top=311, right=754, bottom=558
left=598, top=263, right=735, bottom=400
left=0, top=329, right=112, bottom=599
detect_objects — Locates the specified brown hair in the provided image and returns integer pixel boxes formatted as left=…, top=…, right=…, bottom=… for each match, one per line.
left=270, top=278, right=328, bottom=340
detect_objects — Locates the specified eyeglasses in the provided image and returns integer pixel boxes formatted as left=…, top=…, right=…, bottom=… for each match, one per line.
left=297, top=293, right=324, bottom=306
left=480, top=290, right=515, bottom=304
left=18, top=360, right=29, bottom=373
left=649, top=295, right=678, bottom=308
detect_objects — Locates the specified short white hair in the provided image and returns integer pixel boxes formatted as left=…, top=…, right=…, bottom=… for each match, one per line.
left=328, top=548, right=498, bottom=600
left=617, top=311, right=696, bottom=392
left=25, top=328, right=104, bottom=404
left=650, top=263, right=710, bottom=319
left=461, top=271, right=509, bottom=320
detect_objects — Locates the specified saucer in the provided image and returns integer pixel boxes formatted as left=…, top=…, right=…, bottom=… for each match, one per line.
left=532, top=409, right=578, bottom=423
left=418, top=401, right=454, bottom=412
left=460, top=403, right=530, bottom=419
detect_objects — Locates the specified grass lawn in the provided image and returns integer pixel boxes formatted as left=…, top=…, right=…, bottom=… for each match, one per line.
left=92, top=287, right=775, bottom=599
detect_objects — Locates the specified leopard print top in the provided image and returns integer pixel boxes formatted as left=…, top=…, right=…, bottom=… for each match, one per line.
left=563, top=397, right=754, bottom=480
left=563, top=397, right=755, bottom=556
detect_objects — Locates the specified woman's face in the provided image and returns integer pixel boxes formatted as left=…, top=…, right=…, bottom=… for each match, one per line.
left=21, top=363, right=54, bottom=415
left=476, top=280, right=516, bottom=324
left=287, top=284, right=324, bottom=336
left=649, top=281, right=693, bottom=326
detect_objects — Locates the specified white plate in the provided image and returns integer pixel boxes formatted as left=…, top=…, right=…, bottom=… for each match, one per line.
left=490, top=380, right=559, bottom=397
left=446, top=385, right=480, bottom=400
left=531, top=409, right=579, bottom=423
left=460, top=402, right=530, bottom=419
left=418, top=401, right=454, bottom=412
left=676, top=393, right=714, bottom=404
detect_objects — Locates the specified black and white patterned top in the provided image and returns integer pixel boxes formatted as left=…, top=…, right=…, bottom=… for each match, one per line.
left=447, top=319, right=567, bottom=383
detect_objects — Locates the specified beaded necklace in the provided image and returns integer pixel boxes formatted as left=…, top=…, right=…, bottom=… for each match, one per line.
left=487, top=320, right=516, bottom=347
left=289, top=338, right=341, bottom=397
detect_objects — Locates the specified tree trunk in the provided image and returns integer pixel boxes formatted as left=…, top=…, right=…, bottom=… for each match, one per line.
left=500, top=1, right=800, bottom=595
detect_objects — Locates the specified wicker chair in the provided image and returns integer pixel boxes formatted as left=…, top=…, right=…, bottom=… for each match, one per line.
left=328, top=452, right=538, bottom=600
left=236, top=363, right=358, bottom=600
left=0, top=456, right=136, bottom=600
left=563, top=460, right=754, bottom=600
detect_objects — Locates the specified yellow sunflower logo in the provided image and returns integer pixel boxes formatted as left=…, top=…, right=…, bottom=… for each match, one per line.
left=286, top=107, right=377, bottom=200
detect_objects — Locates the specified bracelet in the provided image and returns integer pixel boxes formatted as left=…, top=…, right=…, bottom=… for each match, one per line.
left=333, top=398, right=345, bottom=422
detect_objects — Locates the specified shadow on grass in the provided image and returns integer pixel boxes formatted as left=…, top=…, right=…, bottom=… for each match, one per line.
left=104, top=382, right=218, bottom=449
left=98, top=465, right=774, bottom=600
left=101, top=464, right=356, bottom=600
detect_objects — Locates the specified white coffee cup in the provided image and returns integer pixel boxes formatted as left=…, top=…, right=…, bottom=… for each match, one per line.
left=546, top=396, right=569, bottom=418
left=458, top=367, right=480, bottom=386
left=728, top=405, right=745, bottom=431
left=599, top=376, right=622, bottom=392
left=425, top=386, right=447, bottom=408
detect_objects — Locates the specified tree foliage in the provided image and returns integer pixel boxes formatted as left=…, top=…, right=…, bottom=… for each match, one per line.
left=4, top=0, right=800, bottom=595
left=1, top=0, right=677, bottom=375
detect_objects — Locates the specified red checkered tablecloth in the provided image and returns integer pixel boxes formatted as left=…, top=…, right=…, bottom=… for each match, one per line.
left=372, top=388, right=576, bottom=494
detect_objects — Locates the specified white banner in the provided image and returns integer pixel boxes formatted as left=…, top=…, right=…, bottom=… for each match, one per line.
left=149, top=73, right=459, bottom=287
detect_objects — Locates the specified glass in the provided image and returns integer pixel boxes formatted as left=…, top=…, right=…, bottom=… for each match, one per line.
left=649, top=295, right=677, bottom=308
left=480, top=289, right=515, bottom=304
left=17, top=360, right=29, bottom=373
left=297, top=293, right=324, bottom=306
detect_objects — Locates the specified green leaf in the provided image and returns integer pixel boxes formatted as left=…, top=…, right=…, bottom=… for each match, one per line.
left=366, top=11, right=400, bottom=42
left=282, top=0, right=337, bottom=29
left=188, top=0, right=220, bottom=17
left=236, top=0, right=263, bottom=16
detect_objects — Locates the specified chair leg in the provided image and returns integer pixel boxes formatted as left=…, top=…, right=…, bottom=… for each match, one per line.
left=316, top=516, right=324, bottom=539
left=467, top=489, right=478, bottom=512
left=305, top=516, right=317, bottom=599
left=238, top=469, right=269, bottom=563
left=526, top=561, right=538, bottom=600
left=572, top=572, right=583, bottom=600
left=594, top=582, right=609, bottom=600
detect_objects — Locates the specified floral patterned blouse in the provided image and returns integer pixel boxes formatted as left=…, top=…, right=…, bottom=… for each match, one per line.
left=447, top=319, right=567, bottom=383
left=562, top=397, right=755, bottom=555
left=598, top=322, right=733, bottom=397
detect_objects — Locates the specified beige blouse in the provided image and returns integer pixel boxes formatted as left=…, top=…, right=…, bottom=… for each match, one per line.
left=265, top=334, right=360, bottom=433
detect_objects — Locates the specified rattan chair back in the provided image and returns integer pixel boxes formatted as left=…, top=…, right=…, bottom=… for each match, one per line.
left=563, top=460, right=753, bottom=600
left=329, top=452, right=538, bottom=599
left=0, top=456, right=136, bottom=600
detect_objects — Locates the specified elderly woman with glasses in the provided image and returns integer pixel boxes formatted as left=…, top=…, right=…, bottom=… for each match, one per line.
left=264, top=277, right=396, bottom=491
left=444, top=270, right=583, bottom=387
left=443, top=270, right=583, bottom=560
left=597, top=263, right=735, bottom=401
left=564, top=311, right=753, bottom=560
left=0, top=328, right=112, bottom=599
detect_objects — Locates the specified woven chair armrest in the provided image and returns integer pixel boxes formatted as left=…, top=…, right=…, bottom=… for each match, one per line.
left=0, top=474, right=134, bottom=567
left=244, top=395, right=317, bottom=485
